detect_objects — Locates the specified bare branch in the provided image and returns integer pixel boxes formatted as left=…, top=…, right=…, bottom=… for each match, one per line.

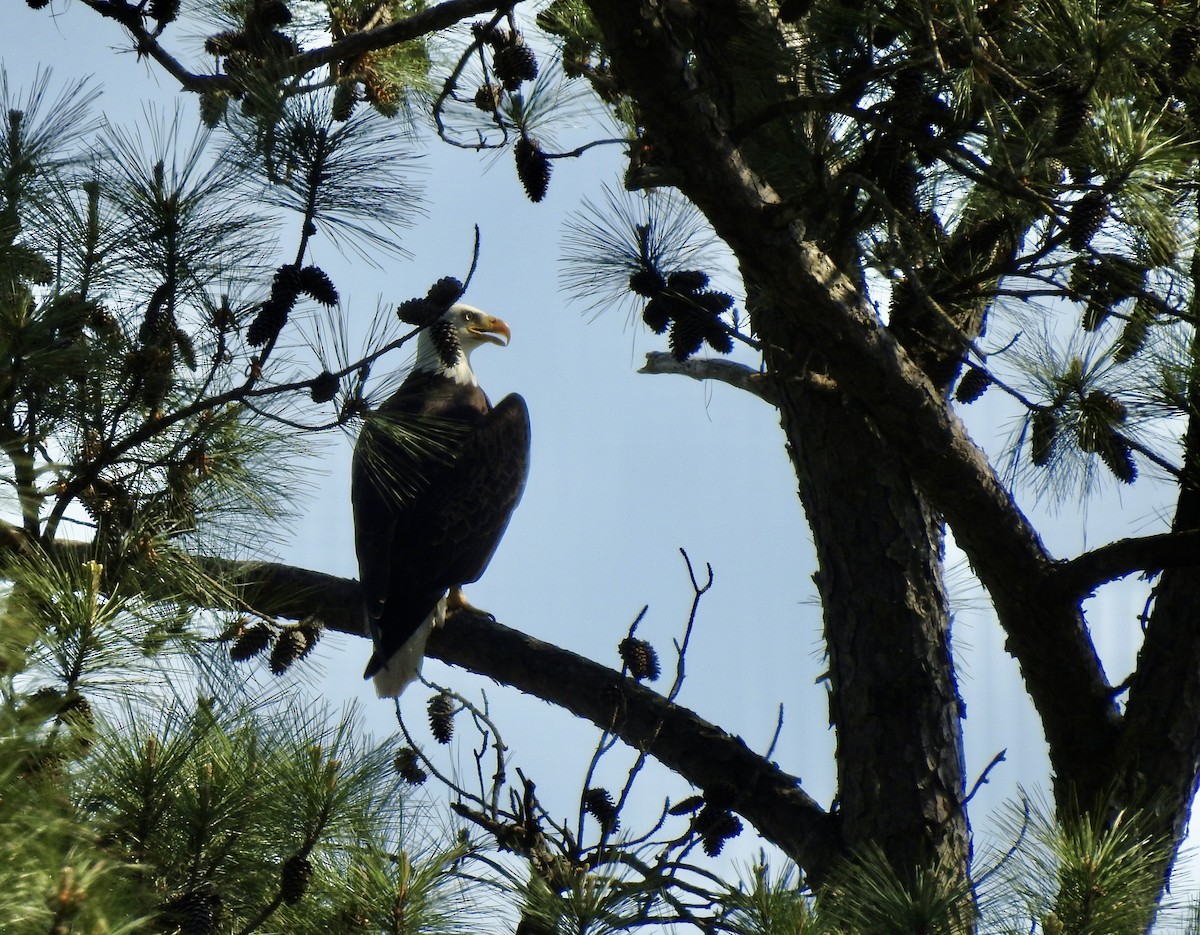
left=430, top=607, right=839, bottom=876
left=81, top=0, right=514, bottom=94
left=1054, top=530, right=1200, bottom=599
left=638, top=352, right=781, bottom=405
left=3, top=527, right=842, bottom=877
left=961, top=749, right=1007, bottom=810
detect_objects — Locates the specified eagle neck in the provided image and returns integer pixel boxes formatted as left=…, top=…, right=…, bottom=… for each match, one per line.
left=412, top=333, right=478, bottom=387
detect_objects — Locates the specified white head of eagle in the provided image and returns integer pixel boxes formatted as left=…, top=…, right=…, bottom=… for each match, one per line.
left=351, top=303, right=530, bottom=698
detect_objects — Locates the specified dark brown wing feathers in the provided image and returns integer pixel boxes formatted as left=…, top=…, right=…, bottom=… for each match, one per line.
left=352, top=372, right=529, bottom=676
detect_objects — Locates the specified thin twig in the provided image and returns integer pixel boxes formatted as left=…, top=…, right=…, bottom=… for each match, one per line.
left=764, top=703, right=785, bottom=762
left=960, top=748, right=1007, bottom=810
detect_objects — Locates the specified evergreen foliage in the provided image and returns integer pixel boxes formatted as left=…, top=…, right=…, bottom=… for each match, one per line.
left=16, top=0, right=1200, bottom=930
left=0, top=548, right=486, bottom=932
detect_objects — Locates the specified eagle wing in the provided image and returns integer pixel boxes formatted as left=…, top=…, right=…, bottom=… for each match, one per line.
left=413, top=392, right=531, bottom=588
left=352, top=390, right=530, bottom=676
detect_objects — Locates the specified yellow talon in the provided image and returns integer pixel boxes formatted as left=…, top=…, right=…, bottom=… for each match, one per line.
left=446, top=586, right=494, bottom=620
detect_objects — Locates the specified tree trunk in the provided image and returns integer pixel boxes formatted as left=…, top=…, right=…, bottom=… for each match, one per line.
left=771, top=362, right=969, bottom=888
left=1114, top=403, right=1200, bottom=900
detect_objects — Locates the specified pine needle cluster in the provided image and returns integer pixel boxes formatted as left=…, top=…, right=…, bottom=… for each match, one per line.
left=0, top=539, right=489, bottom=931
left=561, top=184, right=744, bottom=359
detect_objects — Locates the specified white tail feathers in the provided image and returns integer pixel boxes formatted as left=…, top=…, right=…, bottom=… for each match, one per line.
left=371, top=597, right=445, bottom=699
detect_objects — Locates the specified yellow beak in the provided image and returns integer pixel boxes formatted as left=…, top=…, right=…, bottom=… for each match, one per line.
left=470, top=315, right=511, bottom=347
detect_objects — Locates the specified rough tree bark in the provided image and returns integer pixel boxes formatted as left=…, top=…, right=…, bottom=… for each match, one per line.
left=776, top=377, right=968, bottom=883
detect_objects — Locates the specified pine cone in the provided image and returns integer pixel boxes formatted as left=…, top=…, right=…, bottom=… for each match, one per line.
left=246, top=299, right=288, bottom=346
left=363, top=77, right=400, bottom=117
left=883, top=160, right=920, bottom=215
left=702, top=319, right=735, bottom=354
left=583, top=787, right=620, bottom=834
left=1030, top=408, right=1057, bottom=467
left=642, top=297, right=672, bottom=334
left=247, top=265, right=304, bottom=345
left=1096, top=254, right=1146, bottom=297
left=426, top=276, right=464, bottom=309
left=280, top=854, right=314, bottom=904
left=1114, top=301, right=1152, bottom=363
left=494, top=41, right=539, bottom=90
left=332, top=82, right=357, bottom=121
left=429, top=318, right=462, bottom=368
left=397, top=297, right=437, bottom=326
left=1098, top=435, right=1137, bottom=484
left=296, top=619, right=321, bottom=659
left=515, top=135, right=551, bottom=203
left=270, top=628, right=310, bottom=674
left=199, top=90, right=228, bottom=128
left=394, top=747, right=428, bottom=785
left=230, top=623, right=272, bottom=662
left=955, top=366, right=990, bottom=404
left=140, top=282, right=174, bottom=345
left=1082, top=289, right=1115, bottom=331
left=1066, top=191, right=1108, bottom=250
left=474, top=83, right=503, bottom=112
left=251, top=0, right=292, bottom=31
left=149, top=0, right=180, bottom=28
left=299, top=265, right=338, bottom=306
left=618, top=637, right=661, bottom=681
left=1052, top=85, right=1091, bottom=149
left=428, top=691, right=455, bottom=744
left=696, top=805, right=742, bottom=856
left=668, top=794, right=705, bottom=816
left=667, top=270, right=710, bottom=294
left=1067, top=257, right=1098, bottom=298
left=629, top=268, right=666, bottom=298
left=1085, top=390, right=1126, bottom=422
left=888, top=70, right=931, bottom=141
left=205, top=29, right=248, bottom=56
left=272, top=263, right=304, bottom=299
left=669, top=312, right=705, bottom=361
left=310, top=370, right=339, bottom=403
left=691, top=289, right=734, bottom=355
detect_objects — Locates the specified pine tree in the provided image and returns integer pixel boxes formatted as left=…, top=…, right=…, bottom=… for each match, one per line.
left=14, top=0, right=1200, bottom=930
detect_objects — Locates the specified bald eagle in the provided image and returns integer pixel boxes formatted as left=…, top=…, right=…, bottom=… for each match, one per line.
left=352, top=304, right=530, bottom=697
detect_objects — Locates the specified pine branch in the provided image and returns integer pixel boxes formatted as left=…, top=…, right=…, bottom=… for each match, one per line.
left=41, top=325, right=421, bottom=540
left=638, top=351, right=782, bottom=404
left=0, top=523, right=843, bottom=881
left=78, top=0, right=513, bottom=95
left=1055, top=530, right=1200, bottom=598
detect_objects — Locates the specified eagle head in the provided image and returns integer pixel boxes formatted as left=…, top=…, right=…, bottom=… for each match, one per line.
left=450, top=303, right=511, bottom=349
left=417, top=303, right=512, bottom=380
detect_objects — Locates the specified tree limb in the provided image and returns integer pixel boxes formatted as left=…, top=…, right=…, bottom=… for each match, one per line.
left=4, top=528, right=842, bottom=879
left=1054, top=529, right=1200, bottom=599
left=638, top=352, right=782, bottom=404
left=81, top=0, right=512, bottom=94
left=257, top=558, right=843, bottom=877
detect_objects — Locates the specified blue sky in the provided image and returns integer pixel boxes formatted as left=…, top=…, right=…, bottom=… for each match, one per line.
left=5, top=1, right=1192, bottom=917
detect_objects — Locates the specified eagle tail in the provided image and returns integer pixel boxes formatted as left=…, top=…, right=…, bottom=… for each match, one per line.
left=365, top=595, right=446, bottom=698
